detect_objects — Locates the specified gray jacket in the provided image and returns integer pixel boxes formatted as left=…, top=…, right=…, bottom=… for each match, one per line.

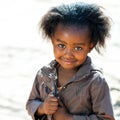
left=26, top=56, right=114, bottom=120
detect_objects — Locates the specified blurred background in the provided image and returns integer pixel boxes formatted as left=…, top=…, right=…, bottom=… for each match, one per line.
left=0, top=0, right=120, bottom=120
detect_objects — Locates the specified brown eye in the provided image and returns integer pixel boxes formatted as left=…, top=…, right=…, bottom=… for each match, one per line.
left=57, top=44, right=66, bottom=49
left=74, top=46, right=82, bottom=51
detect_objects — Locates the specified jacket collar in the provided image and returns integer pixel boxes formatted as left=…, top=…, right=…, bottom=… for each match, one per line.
left=75, top=56, right=93, bottom=79
left=41, top=56, right=102, bottom=86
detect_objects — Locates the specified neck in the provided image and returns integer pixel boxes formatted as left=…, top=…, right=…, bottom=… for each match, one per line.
left=59, top=66, right=79, bottom=73
left=57, top=66, right=78, bottom=87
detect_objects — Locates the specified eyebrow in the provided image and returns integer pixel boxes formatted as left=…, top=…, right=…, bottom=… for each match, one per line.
left=56, top=39, right=85, bottom=46
left=56, top=39, right=67, bottom=44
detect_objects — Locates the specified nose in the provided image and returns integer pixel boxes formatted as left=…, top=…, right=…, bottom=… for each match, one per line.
left=64, top=48, right=74, bottom=58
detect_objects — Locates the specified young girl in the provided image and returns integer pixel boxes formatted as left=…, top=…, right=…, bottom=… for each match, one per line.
left=26, top=2, right=115, bottom=120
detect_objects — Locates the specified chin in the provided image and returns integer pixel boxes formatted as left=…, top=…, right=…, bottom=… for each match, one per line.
left=61, top=64, right=79, bottom=70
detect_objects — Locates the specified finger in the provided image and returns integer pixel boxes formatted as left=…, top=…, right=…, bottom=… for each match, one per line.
left=47, top=110, right=56, bottom=115
left=103, top=115, right=115, bottom=120
left=49, top=101, right=58, bottom=106
left=44, top=105, right=58, bottom=114
left=48, top=92, right=54, bottom=97
left=47, top=106, right=58, bottom=114
left=47, top=101, right=58, bottom=109
left=47, top=96, right=58, bottom=102
left=50, top=106, right=58, bottom=111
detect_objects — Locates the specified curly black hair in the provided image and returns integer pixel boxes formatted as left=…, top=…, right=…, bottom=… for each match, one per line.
left=40, top=2, right=111, bottom=53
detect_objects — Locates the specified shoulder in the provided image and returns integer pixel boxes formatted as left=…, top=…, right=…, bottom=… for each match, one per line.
left=90, top=67, right=109, bottom=92
left=35, top=59, right=58, bottom=81
left=37, top=60, right=57, bottom=75
left=87, top=57, right=109, bottom=89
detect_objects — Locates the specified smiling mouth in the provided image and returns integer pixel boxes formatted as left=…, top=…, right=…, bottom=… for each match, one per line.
left=62, top=58, right=76, bottom=64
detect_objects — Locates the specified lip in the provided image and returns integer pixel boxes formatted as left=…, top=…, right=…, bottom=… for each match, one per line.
left=62, top=59, right=76, bottom=64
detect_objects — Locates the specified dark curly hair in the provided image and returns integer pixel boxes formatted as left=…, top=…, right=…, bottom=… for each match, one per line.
left=40, top=2, right=111, bottom=53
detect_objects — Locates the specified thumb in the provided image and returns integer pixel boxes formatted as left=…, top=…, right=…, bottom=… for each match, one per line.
left=103, top=114, right=115, bottom=120
left=48, top=92, right=54, bottom=97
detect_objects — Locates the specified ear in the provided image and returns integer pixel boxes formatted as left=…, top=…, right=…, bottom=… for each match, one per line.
left=89, top=43, right=94, bottom=52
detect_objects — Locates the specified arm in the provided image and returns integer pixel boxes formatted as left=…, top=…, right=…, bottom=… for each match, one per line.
left=26, top=73, right=43, bottom=120
left=26, top=71, right=59, bottom=120
left=53, top=107, right=114, bottom=120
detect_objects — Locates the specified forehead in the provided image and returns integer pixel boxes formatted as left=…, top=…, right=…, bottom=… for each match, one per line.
left=53, top=24, right=91, bottom=43
left=55, top=23, right=90, bottom=35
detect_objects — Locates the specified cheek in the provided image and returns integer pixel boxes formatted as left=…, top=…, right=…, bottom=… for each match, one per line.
left=75, top=52, right=87, bottom=61
left=53, top=47, right=62, bottom=57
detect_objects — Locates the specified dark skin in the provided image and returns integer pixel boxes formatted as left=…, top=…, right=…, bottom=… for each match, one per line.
left=36, top=67, right=74, bottom=120
left=53, top=99, right=73, bottom=120
left=36, top=24, right=115, bottom=120
left=53, top=66, right=115, bottom=120
left=57, top=65, right=78, bottom=87
left=51, top=24, right=92, bottom=119
left=36, top=94, right=58, bottom=115
left=53, top=66, right=75, bottom=120
left=37, top=79, right=115, bottom=120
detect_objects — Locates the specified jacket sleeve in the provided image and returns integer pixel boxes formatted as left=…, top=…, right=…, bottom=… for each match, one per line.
left=26, top=71, right=45, bottom=120
left=72, top=75, right=115, bottom=120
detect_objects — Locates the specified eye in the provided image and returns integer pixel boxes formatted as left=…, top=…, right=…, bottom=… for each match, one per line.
left=57, top=44, right=66, bottom=49
left=74, top=46, right=82, bottom=51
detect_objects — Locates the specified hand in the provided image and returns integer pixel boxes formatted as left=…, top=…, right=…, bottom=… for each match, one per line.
left=42, top=94, right=58, bottom=115
left=53, top=100, right=73, bottom=120
left=102, top=114, right=115, bottom=120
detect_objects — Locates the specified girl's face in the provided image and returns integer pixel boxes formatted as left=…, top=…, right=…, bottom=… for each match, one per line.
left=51, top=24, right=93, bottom=70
